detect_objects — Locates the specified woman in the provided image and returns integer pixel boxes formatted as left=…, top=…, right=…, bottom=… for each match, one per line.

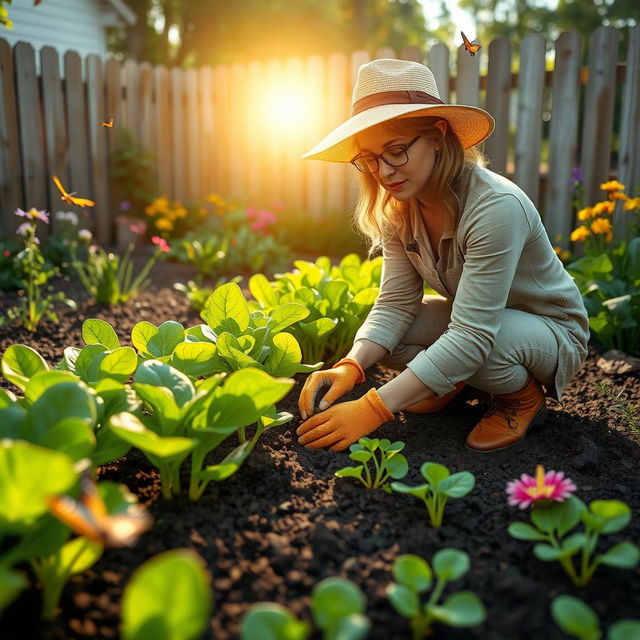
left=296, top=58, right=589, bottom=453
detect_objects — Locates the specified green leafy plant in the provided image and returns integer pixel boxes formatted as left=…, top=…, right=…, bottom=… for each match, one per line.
left=593, top=380, right=640, bottom=434
left=508, top=496, right=639, bottom=587
left=387, top=550, right=486, bottom=640
left=248, top=254, right=381, bottom=366
left=391, top=462, right=475, bottom=528
left=173, top=275, right=242, bottom=312
left=121, top=549, right=212, bottom=640
left=70, top=236, right=169, bottom=306
left=108, top=363, right=294, bottom=499
left=551, top=594, right=640, bottom=640
left=0, top=208, right=76, bottom=331
left=335, top=437, right=408, bottom=494
left=241, top=577, right=369, bottom=640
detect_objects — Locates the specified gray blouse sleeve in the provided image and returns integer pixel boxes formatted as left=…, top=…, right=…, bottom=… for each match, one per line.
left=353, top=229, right=424, bottom=353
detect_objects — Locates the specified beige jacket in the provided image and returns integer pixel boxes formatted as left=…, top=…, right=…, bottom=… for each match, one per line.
left=354, top=163, right=590, bottom=400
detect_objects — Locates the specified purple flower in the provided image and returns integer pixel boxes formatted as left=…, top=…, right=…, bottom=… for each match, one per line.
left=570, top=167, right=584, bottom=184
left=120, top=200, right=132, bottom=211
left=16, top=222, right=31, bottom=236
left=15, top=207, right=49, bottom=223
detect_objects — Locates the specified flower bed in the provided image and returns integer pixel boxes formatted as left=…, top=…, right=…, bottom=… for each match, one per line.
left=1, top=261, right=639, bottom=640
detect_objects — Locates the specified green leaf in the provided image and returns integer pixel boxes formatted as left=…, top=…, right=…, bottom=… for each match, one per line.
left=533, top=543, right=569, bottom=562
left=98, top=347, right=138, bottom=382
left=134, top=360, right=195, bottom=408
left=386, top=583, right=420, bottom=618
left=268, top=303, right=309, bottom=332
left=420, top=462, right=450, bottom=489
left=589, top=500, right=631, bottom=534
left=1, top=344, right=49, bottom=390
left=392, top=554, right=432, bottom=592
left=241, top=603, right=310, bottom=640
left=248, top=273, right=279, bottom=307
left=0, top=567, right=28, bottom=612
left=170, top=342, right=219, bottom=378
left=609, top=620, right=640, bottom=640
left=202, top=282, right=250, bottom=335
left=122, top=549, right=212, bottom=640
left=328, top=613, right=370, bottom=640
left=133, top=384, right=181, bottom=436
left=433, top=548, right=469, bottom=582
left=349, top=450, right=372, bottom=463
left=82, top=318, right=120, bottom=350
left=131, top=321, right=158, bottom=356
left=429, top=592, right=486, bottom=627
left=41, top=418, right=96, bottom=461
left=146, top=321, right=185, bottom=358
left=24, top=370, right=80, bottom=405
left=508, top=522, right=548, bottom=541
left=597, top=542, right=639, bottom=569
left=74, top=344, right=108, bottom=383
left=56, top=536, right=103, bottom=577
left=439, top=471, right=475, bottom=498
left=550, top=595, right=601, bottom=640
left=196, top=441, right=253, bottom=482
left=299, top=317, right=338, bottom=339
left=311, top=577, right=366, bottom=631
left=386, top=454, right=408, bottom=479
left=334, top=466, right=365, bottom=481
left=263, top=333, right=302, bottom=377
left=0, top=441, right=76, bottom=535
left=390, top=482, right=429, bottom=500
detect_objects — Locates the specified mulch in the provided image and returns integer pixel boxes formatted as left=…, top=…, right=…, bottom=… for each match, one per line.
left=1, top=258, right=639, bottom=640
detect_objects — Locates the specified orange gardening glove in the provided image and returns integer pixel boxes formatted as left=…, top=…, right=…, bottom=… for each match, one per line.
left=296, top=388, right=394, bottom=452
left=298, top=358, right=366, bottom=420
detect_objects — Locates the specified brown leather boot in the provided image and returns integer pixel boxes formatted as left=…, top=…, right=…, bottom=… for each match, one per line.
left=404, top=381, right=467, bottom=415
left=465, top=375, right=547, bottom=451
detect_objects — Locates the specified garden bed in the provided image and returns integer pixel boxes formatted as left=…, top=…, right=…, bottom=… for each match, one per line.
left=1, top=262, right=639, bottom=640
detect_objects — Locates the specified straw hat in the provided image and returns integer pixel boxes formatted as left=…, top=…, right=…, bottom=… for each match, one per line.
left=302, top=58, right=495, bottom=163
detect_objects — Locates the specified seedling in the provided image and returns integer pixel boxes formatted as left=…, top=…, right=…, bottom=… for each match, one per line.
left=121, top=549, right=212, bottom=640
left=391, top=462, right=475, bottom=528
left=241, top=577, right=369, bottom=640
left=551, top=594, right=640, bottom=640
left=387, top=550, right=485, bottom=640
left=507, top=467, right=639, bottom=587
left=335, top=437, right=408, bottom=494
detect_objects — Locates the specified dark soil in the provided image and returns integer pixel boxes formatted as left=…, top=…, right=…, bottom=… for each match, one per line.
left=1, top=258, right=639, bottom=640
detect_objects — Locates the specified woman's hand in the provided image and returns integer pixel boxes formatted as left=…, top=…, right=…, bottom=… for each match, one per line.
left=298, top=358, right=366, bottom=420
left=296, top=388, right=394, bottom=451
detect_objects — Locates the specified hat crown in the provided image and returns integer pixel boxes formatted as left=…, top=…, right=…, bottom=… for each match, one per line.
left=352, top=58, right=441, bottom=104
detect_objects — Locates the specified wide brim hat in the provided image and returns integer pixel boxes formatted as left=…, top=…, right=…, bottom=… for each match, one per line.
left=303, top=58, right=495, bottom=163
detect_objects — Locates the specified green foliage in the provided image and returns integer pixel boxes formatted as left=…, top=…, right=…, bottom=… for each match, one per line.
left=173, top=276, right=242, bottom=312
left=391, top=462, right=475, bottom=528
left=593, top=380, right=640, bottom=434
left=249, top=254, right=382, bottom=366
left=121, top=549, right=212, bottom=640
left=508, top=496, right=640, bottom=587
left=567, top=237, right=640, bottom=356
left=387, top=550, right=486, bottom=639
left=551, top=594, right=640, bottom=640
left=71, top=241, right=166, bottom=306
left=241, top=576, right=369, bottom=640
left=0, top=220, right=76, bottom=331
left=110, top=127, right=158, bottom=218
left=335, top=437, right=408, bottom=494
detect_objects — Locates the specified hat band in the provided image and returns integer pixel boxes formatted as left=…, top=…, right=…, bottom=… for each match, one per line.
left=351, top=90, right=444, bottom=116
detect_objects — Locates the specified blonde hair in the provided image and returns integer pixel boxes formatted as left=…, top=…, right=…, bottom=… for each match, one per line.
left=352, top=116, right=488, bottom=257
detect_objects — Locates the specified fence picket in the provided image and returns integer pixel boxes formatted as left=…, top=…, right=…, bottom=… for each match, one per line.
left=185, top=67, right=200, bottom=201
left=154, top=65, right=172, bottom=201
left=484, top=37, right=511, bottom=174
left=456, top=43, right=480, bottom=107
left=170, top=67, right=186, bottom=204
left=515, top=33, right=546, bottom=206
left=545, top=31, right=582, bottom=245
left=0, top=39, right=21, bottom=235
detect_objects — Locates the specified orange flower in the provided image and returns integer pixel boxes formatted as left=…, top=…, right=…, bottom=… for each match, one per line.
left=600, top=180, right=625, bottom=192
left=577, top=207, right=594, bottom=221
left=590, top=217, right=612, bottom=235
left=553, top=246, right=571, bottom=261
left=570, top=226, right=590, bottom=242
left=610, top=192, right=628, bottom=201
left=623, top=197, right=640, bottom=211
left=155, top=218, right=174, bottom=231
left=592, top=201, right=615, bottom=216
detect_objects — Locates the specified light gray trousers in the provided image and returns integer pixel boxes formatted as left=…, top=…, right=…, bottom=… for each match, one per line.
left=378, top=295, right=559, bottom=395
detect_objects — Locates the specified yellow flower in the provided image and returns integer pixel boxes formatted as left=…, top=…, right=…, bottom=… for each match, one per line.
left=577, top=207, right=594, bottom=221
left=606, top=232, right=613, bottom=243
left=174, top=207, right=187, bottom=219
left=553, top=246, right=571, bottom=261
left=592, top=201, right=615, bottom=216
left=590, top=217, right=612, bottom=235
left=153, top=196, right=169, bottom=212
left=600, top=180, right=625, bottom=192
left=610, top=192, right=628, bottom=201
left=207, top=194, right=225, bottom=207
left=155, top=218, right=174, bottom=231
left=145, top=204, right=157, bottom=216
left=623, top=197, right=640, bottom=211
left=570, top=226, right=590, bottom=242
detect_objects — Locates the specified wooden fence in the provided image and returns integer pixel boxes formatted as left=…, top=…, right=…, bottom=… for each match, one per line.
left=0, top=25, right=639, bottom=247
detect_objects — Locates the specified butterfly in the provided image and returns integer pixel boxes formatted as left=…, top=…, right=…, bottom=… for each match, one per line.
left=461, top=31, right=481, bottom=56
left=52, top=175, right=96, bottom=207
left=34, top=0, right=42, bottom=4
left=48, top=474, right=153, bottom=548
left=101, top=117, right=114, bottom=128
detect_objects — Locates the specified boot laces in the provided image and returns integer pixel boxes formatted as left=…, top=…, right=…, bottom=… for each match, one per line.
left=484, top=399, right=522, bottom=430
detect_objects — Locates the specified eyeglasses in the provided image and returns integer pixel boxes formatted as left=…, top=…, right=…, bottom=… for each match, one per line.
left=351, top=136, right=421, bottom=174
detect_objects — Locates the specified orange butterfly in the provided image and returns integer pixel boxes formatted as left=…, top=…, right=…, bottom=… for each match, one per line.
left=52, top=175, right=96, bottom=207
left=101, top=117, right=114, bottom=128
left=48, top=474, right=153, bottom=548
left=461, top=31, right=481, bottom=56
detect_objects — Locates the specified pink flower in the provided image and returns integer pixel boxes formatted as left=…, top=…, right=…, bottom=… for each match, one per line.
left=15, top=207, right=49, bottom=223
left=151, top=235, right=170, bottom=252
left=506, top=465, right=577, bottom=509
left=129, top=224, right=143, bottom=233
left=16, top=222, right=31, bottom=236
left=3, top=250, right=9, bottom=257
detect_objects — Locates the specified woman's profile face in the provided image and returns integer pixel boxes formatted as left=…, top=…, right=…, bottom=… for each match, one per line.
left=355, top=122, right=440, bottom=202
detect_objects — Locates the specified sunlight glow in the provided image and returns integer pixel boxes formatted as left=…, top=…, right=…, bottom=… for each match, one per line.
left=263, top=86, right=311, bottom=132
